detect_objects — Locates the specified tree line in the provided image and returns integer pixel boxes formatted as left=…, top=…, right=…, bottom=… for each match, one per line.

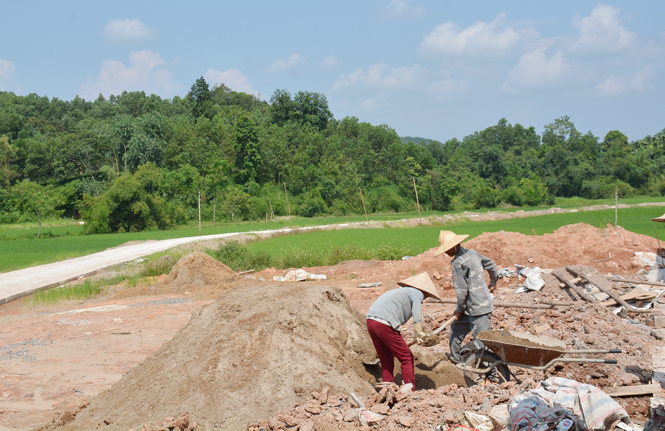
left=0, top=77, right=663, bottom=234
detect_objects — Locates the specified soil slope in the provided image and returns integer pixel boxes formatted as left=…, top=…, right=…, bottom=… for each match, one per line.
left=50, top=284, right=377, bottom=430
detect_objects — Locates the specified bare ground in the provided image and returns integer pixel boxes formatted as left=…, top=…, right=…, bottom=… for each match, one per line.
left=0, top=223, right=662, bottom=430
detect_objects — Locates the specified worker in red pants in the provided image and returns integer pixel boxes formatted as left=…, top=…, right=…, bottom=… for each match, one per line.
left=366, top=272, right=440, bottom=390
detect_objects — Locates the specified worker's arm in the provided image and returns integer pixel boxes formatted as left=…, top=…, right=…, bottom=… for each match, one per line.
left=409, top=288, right=424, bottom=324
left=452, top=263, right=469, bottom=316
left=480, top=253, right=499, bottom=289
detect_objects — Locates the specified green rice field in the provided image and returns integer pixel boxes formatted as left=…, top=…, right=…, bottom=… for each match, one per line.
left=245, top=206, right=665, bottom=261
left=2, top=201, right=665, bottom=273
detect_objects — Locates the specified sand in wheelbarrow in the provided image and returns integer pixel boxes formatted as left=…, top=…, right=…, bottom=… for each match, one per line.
left=42, top=284, right=378, bottom=431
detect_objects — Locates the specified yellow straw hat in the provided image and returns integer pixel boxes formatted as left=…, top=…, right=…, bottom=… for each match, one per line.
left=434, top=230, right=469, bottom=256
left=652, top=213, right=665, bottom=223
left=397, top=272, right=441, bottom=301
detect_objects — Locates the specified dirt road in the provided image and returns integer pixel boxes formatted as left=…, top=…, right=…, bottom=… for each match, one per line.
left=0, top=224, right=346, bottom=305
left=2, top=201, right=663, bottom=305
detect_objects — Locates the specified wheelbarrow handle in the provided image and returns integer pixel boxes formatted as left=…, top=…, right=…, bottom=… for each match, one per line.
left=609, top=349, right=622, bottom=354
left=604, top=359, right=618, bottom=364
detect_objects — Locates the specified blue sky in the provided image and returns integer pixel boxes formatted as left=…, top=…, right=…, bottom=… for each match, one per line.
left=1, top=1, right=664, bottom=143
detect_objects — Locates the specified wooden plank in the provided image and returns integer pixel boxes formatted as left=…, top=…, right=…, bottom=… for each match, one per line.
left=552, top=270, right=598, bottom=303
left=607, top=277, right=665, bottom=287
left=567, top=266, right=640, bottom=312
left=603, top=383, right=662, bottom=397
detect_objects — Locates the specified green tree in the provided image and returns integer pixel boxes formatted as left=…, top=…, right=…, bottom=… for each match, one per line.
left=189, top=77, right=212, bottom=118
left=234, top=114, right=262, bottom=183
left=12, top=181, right=66, bottom=237
left=83, top=164, right=171, bottom=233
left=0, top=135, right=17, bottom=191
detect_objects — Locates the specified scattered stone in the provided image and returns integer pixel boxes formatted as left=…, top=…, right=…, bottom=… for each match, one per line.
left=533, top=323, right=550, bottom=334
left=299, top=421, right=314, bottom=431
left=344, top=408, right=361, bottom=422
left=370, top=403, right=390, bottom=415
left=359, top=410, right=385, bottom=426
left=399, top=416, right=416, bottom=427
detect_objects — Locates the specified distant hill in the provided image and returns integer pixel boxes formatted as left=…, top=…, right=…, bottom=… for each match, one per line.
left=400, top=136, right=443, bottom=146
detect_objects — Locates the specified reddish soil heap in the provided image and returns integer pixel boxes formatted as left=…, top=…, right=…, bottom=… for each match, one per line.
left=162, top=251, right=238, bottom=289
left=47, top=284, right=378, bottom=430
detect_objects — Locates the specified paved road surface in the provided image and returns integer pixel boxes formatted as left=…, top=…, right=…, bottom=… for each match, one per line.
left=0, top=224, right=350, bottom=305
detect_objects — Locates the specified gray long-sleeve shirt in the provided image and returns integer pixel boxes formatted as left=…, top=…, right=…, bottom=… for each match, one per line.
left=366, top=287, right=424, bottom=330
left=451, top=247, right=498, bottom=316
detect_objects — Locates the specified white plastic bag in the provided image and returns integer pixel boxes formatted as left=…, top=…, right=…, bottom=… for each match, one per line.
left=523, top=267, right=545, bottom=291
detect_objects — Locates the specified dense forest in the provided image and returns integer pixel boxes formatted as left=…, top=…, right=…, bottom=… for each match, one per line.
left=0, top=77, right=664, bottom=234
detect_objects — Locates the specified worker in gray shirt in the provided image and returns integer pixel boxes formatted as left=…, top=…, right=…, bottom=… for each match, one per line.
left=366, top=272, right=440, bottom=390
left=435, top=230, right=498, bottom=368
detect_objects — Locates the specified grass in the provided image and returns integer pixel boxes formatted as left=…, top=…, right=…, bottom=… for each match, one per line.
left=22, top=250, right=184, bottom=306
left=221, top=206, right=665, bottom=271
left=2, top=199, right=665, bottom=272
left=25, top=279, right=104, bottom=306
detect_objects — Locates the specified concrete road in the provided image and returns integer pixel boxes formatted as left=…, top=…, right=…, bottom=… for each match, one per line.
left=0, top=224, right=353, bottom=305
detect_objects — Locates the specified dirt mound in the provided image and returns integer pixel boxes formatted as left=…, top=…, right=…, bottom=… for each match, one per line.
left=465, top=223, right=656, bottom=272
left=49, top=284, right=378, bottom=430
left=162, top=251, right=238, bottom=289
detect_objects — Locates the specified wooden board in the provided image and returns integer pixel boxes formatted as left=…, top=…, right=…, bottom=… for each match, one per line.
left=602, top=383, right=663, bottom=397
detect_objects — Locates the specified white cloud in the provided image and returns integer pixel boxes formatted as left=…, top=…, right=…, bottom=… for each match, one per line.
left=268, top=54, right=305, bottom=72
left=419, top=13, right=522, bottom=57
left=384, top=0, right=425, bottom=17
left=332, top=64, right=467, bottom=110
left=359, top=93, right=390, bottom=111
left=204, top=68, right=260, bottom=97
left=503, top=47, right=569, bottom=92
left=570, top=5, right=638, bottom=55
left=104, top=19, right=155, bottom=43
left=595, top=67, right=655, bottom=97
left=321, top=56, right=338, bottom=69
left=427, top=76, right=468, bottom=101
left=333, top=64, right=426, bottom=92
left=79, top=50, right=182, bottom=100
left=0, top=59, right=15, bottom=79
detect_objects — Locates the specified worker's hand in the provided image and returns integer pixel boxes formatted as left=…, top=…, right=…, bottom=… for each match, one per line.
left=414, top=323, right=440, bottom=347
left=453, top=310, right=464, bottom=321
left=489, top=283, right=497, bottom=294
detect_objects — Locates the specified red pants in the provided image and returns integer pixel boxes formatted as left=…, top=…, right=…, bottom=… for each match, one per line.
left=366, top=319, right=415, bottom=389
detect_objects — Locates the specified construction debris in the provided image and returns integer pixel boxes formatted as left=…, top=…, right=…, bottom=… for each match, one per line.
left=12, top=223, right=665, bottom=430
left=272, top=268, right=327, bottom=282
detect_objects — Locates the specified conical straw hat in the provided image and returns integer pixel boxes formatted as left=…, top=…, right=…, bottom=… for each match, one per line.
left=652, top=213, right=665, bottom=223
left=397, top=272, right=441, bottom=301
left=434, top=230, right=469, bottom=256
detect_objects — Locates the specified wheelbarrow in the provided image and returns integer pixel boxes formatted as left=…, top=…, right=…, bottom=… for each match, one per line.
left=455, top=329, right=621, bottom=383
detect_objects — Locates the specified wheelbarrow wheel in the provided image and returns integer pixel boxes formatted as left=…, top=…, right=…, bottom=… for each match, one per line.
left=463, top=351, right=511, bottom=384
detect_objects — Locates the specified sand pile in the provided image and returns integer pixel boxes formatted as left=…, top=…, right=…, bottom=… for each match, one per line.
left=45, top=284, right=379, bottom=430
left=464, top=223, right=656, bottom=273
left=162, top=251, right=238, bottom=289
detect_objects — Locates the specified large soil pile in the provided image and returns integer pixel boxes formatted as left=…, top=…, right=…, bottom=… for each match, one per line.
left=48, top=284, right=378, bottom=430
left=464, top=223, right=655, bottom=272
left=162, top=251, right=238, bottom=289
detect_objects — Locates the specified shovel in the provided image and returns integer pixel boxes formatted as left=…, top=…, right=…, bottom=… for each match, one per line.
left=363, top=315, right=456, bottom=366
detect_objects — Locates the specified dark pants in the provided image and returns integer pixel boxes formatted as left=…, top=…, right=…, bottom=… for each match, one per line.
left=366, top=319, right=415, bottom=389
left=449, top=312, right=492, bottom=363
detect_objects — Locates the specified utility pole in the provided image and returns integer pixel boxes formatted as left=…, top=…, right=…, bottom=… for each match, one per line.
left=413, top=177, right=421, bottom=224
left=359, top=185, right=368, bottom=224
left=615, top=185, right=618, bottom=227
left=284, top=182, right=293, bottom=232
